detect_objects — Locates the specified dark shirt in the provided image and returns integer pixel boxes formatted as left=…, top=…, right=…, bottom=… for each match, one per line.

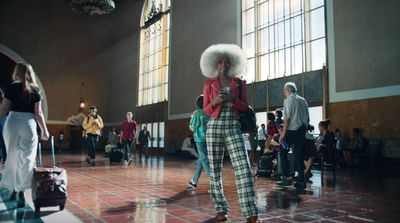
left=121, top=120, right=137, bottom=141
left=352, top=137, right=367, bottom=151
left=275, top=117, right=283, bottom=126
left=5, top=82, right=41, bottom=114
left=138, top=130, right=150, bottom=146
left=322, top=131, right=336, bottom=149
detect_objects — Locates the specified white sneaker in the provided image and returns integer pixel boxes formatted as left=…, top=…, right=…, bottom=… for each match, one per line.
left=187, top=181, right=197, bottom=189
left=123, top=160, right=128, bottom=166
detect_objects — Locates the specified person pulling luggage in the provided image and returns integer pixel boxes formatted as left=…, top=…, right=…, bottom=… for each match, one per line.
left=0, top=63, right=50, bottom=208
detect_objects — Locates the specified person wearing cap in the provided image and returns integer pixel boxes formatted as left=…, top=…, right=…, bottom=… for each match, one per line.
left=200, top=44, right=259, bottom=223
left=82, top=105, right=104, bottom=166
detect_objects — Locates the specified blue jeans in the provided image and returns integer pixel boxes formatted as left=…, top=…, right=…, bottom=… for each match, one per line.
left=0, top=134, right=6, bottom=162
left=87, top=134, right=98, bottom=159
left=192, top=142, right=211, bottom=184
left=122, top=140, right=132, bottom=161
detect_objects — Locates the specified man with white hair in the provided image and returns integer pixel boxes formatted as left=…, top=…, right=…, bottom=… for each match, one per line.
left=279, top=82, right=309, bottom=190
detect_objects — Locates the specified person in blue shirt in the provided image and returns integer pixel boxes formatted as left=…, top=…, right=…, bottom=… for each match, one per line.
left=0, top=113, right=7, bottom=164
left=187, top=95, right=211, bottom=189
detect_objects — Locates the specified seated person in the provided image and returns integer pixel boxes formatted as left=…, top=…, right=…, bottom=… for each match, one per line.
left=269, top=124, right=283, bottom=155
left=273, top=124, right=295, bottom=182
left=335, top=128, right=348, bottom=166
left=315, top=121, right=335, bottom=154
left=264, top=113, right=278, bottom=154
left=181, top=135, right=199, bottom=158
left=304, top=125, right=317, bottom=180
left=268, top=124, right=284, bottom=176
left=343, top=128, right=367, bottom=167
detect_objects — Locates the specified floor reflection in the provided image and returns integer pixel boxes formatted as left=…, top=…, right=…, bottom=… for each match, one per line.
left=2, top=154, right=400, bottom=222
left=0, top=187, right=44, bottom=223
left=267, top=187, right=302, bottom=209
left=102, top=190, right=197, bottom=223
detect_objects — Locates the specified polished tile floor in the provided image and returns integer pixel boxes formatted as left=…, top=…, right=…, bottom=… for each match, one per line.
left=1, top=152, right=400, bottom=223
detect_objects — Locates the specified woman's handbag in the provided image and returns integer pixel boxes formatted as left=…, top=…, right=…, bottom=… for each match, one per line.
left=237, top=79, right=257, bottom=134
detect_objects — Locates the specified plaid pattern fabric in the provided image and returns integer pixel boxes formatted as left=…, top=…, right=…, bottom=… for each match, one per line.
left=206, top=104, right=258, bottom=218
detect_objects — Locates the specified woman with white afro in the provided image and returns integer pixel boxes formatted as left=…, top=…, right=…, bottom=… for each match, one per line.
left=201, top=44, right=259, bottom=223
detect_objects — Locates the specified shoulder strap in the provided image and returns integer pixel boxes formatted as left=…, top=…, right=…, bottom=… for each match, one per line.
left=237, top=78, right=242, bottom=100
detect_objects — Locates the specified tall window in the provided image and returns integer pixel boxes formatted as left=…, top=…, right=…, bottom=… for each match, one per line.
left=255, top=106, right=322, bottom=135
left=138, top=0, right=171, bottom=106
left=242, top=0, right=326, bottom=82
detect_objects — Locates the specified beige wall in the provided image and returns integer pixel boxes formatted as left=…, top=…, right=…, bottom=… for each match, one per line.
left=326, top=0, right=400, bottom=139
left=0, top=0, right=144, bottom=123
left=327, top=0, right=400, bottom=102
left=333, top=0, right=400, bottom=92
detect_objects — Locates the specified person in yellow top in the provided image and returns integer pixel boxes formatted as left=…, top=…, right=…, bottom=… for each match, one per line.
left=82, top=106, right=104, bottom=166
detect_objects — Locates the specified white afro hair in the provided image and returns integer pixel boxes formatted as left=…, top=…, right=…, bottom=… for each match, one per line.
left=200, top=44, right=247, bottom=78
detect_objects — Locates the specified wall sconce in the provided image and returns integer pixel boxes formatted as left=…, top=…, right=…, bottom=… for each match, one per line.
left=79, top=82, right=85, bottom=111
left=79, top=97, right=85, bottom=111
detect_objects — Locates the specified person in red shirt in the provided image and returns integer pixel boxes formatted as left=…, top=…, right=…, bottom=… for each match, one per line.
left=120, top=112, right=137, bottom=166
left=264, top=112, right=277, bottom=153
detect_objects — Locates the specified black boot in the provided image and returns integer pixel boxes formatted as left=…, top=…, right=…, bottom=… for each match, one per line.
left=9, top=190, right=17, bottom=201
left=17, top=191, right=25, bottom=208
left=85, top=157, right=91, bottom=165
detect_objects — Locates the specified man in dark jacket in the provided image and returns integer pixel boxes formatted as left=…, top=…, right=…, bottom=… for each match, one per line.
left=138, top=125, right=151, bottom=156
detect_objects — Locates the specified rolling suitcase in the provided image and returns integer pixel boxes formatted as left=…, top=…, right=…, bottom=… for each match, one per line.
left=32, top=136, right=67, bottom=213
left=109, top=147, right=123, bottom=164
left=277, top=148, right=295, bottom=178
left=256, top=154, right=274, bottom=177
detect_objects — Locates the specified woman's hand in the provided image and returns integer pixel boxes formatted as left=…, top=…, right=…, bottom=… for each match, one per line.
left=93, top=119, right=100, bottom=126
left=211, top=96, right=224, bottom=107
left=221, top=94, right=236, bottom=103
left=41, top=130, right=50, bottom=141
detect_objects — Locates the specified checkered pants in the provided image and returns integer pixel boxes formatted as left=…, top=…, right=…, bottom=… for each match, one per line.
left=206, top=105, right=258, bottom=218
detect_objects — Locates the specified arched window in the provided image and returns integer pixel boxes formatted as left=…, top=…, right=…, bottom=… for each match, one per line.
left=138, top=0, right=171, bottom=106
left=242, top=0, right=326, bottom=82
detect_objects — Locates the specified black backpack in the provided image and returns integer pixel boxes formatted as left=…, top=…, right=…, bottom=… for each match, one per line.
left=237, top=79, right=257, bottom=134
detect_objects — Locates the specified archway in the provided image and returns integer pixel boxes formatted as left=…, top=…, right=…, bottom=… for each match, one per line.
left=0, top=43, right=48, bottom=120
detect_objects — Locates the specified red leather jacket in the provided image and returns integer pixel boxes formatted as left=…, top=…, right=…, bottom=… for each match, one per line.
left=203, top=77, right=248, bottom=119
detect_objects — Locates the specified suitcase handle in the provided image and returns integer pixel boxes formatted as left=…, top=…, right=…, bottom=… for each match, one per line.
left=37, top=136, right=56, bottom=167
left=51, top=136, right=56, bottom=167
left=37, top=141, right=43, bottom=167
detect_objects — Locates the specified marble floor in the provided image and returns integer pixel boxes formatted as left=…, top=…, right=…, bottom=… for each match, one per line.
left=1, top=152, right=400, bottom=223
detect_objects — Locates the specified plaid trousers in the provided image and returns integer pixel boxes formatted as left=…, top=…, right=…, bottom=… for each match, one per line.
left=206, top=105, right=258, bottom=218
